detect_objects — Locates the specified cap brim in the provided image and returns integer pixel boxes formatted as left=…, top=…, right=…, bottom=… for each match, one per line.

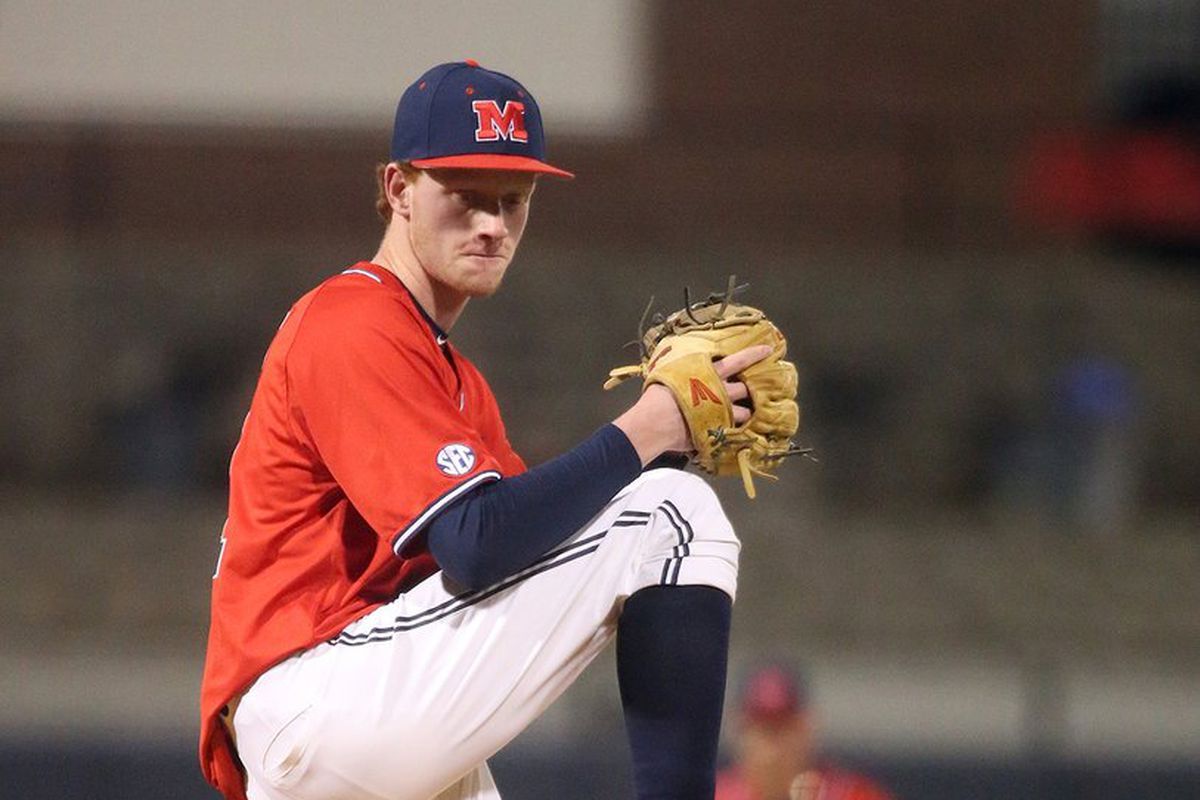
left=410, top=153, right=574, bottom=179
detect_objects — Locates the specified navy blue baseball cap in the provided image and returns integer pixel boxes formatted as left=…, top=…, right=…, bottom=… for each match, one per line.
left=390, top=59, right=573, bottom=178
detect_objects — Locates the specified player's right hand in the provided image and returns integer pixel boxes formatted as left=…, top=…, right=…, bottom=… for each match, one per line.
left=714, top=344, right=773, bottom=425
left=614, top=344, right=772, bottom=464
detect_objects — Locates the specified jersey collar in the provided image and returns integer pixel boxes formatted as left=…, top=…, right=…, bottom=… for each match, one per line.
left=357, top=262, right=451, bottom=345
left=407, top=289, right=450, bottom=346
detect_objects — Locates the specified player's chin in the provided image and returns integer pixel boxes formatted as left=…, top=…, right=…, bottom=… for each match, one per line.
left=466, top=280, right=503, bottom=298
left=459, top=258, right=511, bottom=296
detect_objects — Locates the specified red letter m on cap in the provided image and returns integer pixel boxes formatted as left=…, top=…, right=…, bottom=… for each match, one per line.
left=472, top=100, right=528, bottom=143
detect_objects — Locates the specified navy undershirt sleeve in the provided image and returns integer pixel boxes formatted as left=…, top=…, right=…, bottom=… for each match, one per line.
left=644, top=451, right=690, bottom=471
left=425, top=423, right=644, bottom=590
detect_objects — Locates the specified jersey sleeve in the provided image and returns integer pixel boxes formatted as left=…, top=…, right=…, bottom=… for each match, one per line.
left=462, top=360, right=527, bottom=475
left=285, top=283, right=506, bottom=555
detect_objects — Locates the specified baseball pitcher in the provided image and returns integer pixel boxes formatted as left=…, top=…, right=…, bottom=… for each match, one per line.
left=199, top=60, right=801, bottom=800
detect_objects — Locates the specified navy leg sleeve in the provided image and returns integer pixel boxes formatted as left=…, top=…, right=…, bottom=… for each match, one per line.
left=617, top=585, right=732, bottom=800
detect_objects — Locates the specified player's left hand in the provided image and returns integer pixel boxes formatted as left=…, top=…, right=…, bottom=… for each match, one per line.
left=605, top=279, right=806, bottom=498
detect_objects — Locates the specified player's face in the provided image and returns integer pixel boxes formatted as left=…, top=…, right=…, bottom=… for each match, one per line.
left=407, top=168, right=536, bottom=298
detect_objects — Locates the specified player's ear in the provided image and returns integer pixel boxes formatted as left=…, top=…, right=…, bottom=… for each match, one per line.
left=385, top=162, right=415, bottom=220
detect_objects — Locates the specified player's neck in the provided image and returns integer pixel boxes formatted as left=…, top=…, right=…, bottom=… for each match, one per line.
left=371, top=241, right=468, bottom=332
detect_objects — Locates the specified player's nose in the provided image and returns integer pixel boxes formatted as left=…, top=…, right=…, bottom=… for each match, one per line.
left=475, top=207, right=509, bottom=239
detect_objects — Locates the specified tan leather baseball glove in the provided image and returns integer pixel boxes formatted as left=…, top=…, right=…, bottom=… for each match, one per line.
left=605, top=279, right=805, bottom=498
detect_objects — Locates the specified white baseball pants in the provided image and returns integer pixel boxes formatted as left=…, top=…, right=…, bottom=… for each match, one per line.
left=232, top=469, right=740, bottom=800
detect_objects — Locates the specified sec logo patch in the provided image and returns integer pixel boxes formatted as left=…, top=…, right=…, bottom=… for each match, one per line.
left=436, top=443, right=476, bottom=477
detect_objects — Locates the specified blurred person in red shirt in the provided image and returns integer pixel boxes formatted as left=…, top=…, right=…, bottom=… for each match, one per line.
left=717, top=664, right=896, bottom=800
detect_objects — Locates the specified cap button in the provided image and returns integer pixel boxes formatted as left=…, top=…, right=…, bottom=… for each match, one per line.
left=464, top=58, right=480, bottom=67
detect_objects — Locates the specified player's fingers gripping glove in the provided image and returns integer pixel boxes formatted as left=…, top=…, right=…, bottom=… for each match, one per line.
left=604, top=279, right=805, bottom=499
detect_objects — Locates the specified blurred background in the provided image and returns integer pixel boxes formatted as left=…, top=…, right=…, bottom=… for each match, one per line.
left=1, top=1, right=1198, bottom=798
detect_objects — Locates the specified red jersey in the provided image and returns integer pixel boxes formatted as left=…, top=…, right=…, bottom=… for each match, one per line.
left=716, top=765, right=895, bottom=800
left=198, top=263, right=525, bottom=800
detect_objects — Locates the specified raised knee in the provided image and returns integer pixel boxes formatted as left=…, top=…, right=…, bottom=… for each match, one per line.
left=654, top=470, right=728, bottom=521
left=634, top=470, right=740, bottom=598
